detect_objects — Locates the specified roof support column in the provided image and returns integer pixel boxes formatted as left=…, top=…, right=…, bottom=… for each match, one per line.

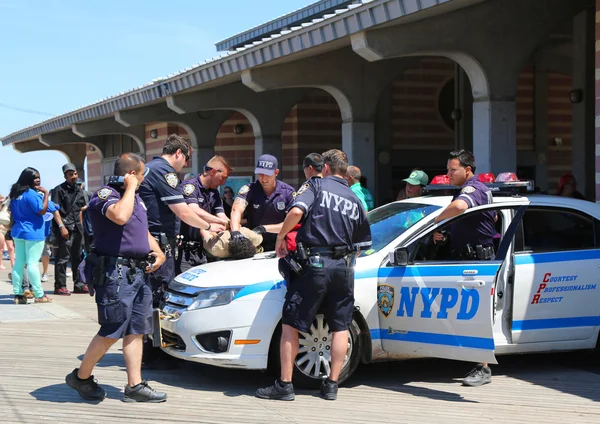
left=342, top=121, right=375, bottom=192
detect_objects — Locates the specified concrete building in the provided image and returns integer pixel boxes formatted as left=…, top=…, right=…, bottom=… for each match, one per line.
left=2, top=0, right=599, bottom=203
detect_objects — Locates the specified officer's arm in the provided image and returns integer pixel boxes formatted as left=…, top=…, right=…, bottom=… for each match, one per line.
left=262, top=222, right=284, bottom=234
left=105, top=183, right=137, bottom=226
left=187, top=203, right=227, bottom=225
left=168, top=202, right=211, bottom=231
left=434, top=199, right=469, bottom=224
left=230, top=199, right=247, bottom=232
left=276, top=207, right=304, bottom=241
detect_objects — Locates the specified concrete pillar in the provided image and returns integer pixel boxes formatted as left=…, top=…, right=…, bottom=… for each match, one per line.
left=472, top=100, right=517, bottom=174
left=572, top=8, right=595, bottom=199
left=196, top=147, right=215, bottom=170
left=342, top=121, right=375, bottom=193
left=255, top=135, right=283, bottom=170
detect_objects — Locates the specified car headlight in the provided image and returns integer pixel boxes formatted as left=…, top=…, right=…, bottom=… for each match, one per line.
left=187, top=287, right=243, bottom=311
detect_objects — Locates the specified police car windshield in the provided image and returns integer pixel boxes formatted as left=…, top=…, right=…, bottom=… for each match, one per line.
left=363, top=202, right=441, bottom=255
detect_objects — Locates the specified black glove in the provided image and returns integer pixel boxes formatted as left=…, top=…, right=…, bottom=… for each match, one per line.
left=252, top=225, right=267, bottom=235
left=230, top=230, right=246, bottom=242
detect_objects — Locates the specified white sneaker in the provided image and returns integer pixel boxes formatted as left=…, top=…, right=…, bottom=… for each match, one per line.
left=66, top=271, right=73, bottom=277
left=41, top=274, right=49, bottom=282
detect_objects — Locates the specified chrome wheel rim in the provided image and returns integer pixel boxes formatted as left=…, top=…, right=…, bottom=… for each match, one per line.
left=295, top=314, right=352, bottom=379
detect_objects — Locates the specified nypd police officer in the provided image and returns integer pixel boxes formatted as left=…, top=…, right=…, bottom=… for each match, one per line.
left=65, top=153, right=168, bottom=403
left=177, top=155, right=232, bottom=272
left=433, top=149, right=495, bottom=387
left=230, top=154, right=295, bottom=251
left=256, top=149, right=372, bottom=402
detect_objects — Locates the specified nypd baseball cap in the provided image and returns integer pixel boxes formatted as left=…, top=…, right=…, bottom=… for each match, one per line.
left=254, top=154, right=278, bottom=176
left=403, top=170, right=429, bottom=186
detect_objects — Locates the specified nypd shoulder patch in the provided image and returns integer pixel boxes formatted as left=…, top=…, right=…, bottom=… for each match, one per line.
left=164, top=172, right=179, bottom=189
left=183, top=183, right=195, bottom=196
left=238, top=185, right=250, bottom=196
left=462, top=186, right=476, bottom=194
left=296, top=182, right=310, bottom=197
left=97, top=188, right=112, bottom=200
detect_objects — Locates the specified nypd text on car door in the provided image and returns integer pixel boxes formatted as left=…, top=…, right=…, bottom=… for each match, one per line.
left=375, top=204, right=526, bottom=364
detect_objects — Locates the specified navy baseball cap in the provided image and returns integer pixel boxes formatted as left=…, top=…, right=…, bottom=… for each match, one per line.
left=254, top=154, right=278, bottom=176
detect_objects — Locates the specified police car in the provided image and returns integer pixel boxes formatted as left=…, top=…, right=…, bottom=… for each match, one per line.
left=158, top=173, right=600, bottom=387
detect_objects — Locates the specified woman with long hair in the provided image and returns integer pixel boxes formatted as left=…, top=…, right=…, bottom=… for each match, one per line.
left=9, top=167, right=53, bottom=304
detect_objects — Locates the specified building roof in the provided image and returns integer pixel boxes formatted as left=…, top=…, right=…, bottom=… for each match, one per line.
left=2, top=0, right=462, bottom=146
left=215, top=0, right=357, bottom=52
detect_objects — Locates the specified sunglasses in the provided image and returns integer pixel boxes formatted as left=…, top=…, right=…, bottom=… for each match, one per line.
left=183, top=151, right=190, bottom=162
left=223, top=190, right=233, bottom=194
left=204, top=165, right=224, bottom=174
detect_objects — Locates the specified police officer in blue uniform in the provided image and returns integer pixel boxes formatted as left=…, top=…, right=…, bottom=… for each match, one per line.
left=432, top=149, right=495, bottom=387
left=230, top=154, right=295, bottom=251
left=138, top=134, right=223, bottom=367
left=65, top=153, right=168, bottom=403
left=256, top=149, right=372, bottom=402
left=177, top=155, right=231, bottom=272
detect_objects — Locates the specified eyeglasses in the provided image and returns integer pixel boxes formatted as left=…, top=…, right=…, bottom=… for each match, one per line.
left=182, top=151, right=190, bottom=162
left=223, top=190, right=233, bottom=194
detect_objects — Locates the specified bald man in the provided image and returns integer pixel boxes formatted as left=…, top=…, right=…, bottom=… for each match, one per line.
left=345, top=166, right=375, bottom=212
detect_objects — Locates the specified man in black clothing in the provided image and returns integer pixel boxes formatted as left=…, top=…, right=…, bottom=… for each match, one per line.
left=52, top=163, right=87, bottom=295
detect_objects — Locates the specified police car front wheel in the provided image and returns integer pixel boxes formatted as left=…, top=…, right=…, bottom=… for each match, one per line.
left=269, top=314, right=362, bottom=389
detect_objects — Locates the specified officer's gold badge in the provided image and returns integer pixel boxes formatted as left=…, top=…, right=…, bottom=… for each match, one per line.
left=164, top=172, right=179, bottom=189
left=97, top=188, right=112, bottom=200
left=238, top=185, right=250, bottom=195
left=183, top=184, right=195, bottom=196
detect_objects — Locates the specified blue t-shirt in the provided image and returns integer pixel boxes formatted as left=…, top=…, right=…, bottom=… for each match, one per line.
left=10, top=189, right=47, bottom=241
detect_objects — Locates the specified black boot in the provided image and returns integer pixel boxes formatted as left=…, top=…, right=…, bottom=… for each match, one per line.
left=320, top=378, right=338, bottom=400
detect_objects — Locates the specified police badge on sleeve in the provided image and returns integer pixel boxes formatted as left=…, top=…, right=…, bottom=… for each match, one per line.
left=97, top=188, right=112, bottom=200
left=164, top=172, right=179, bottom=188
left=377, top=285, right=395, bottom=318
left=238, top=185, right=250, bottom=195
left=183, top=183, right=195, bottom=196
left=277, top=201, right=286, bottom=210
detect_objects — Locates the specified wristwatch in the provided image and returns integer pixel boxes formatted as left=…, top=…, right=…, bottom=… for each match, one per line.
left=58, top=224, right=65, bottom=229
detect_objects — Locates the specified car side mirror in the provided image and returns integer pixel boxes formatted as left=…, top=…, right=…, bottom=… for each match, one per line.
left=389, top=247, right=409, bottom=266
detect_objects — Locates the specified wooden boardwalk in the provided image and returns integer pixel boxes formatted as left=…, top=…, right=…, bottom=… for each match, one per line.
left=0, top=265, right=599, bottom=423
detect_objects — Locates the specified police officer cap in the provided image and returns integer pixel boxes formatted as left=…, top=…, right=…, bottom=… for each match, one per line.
left=62, top=163, right=77, bottom=174
left=255, top=154, right=278, bottom=176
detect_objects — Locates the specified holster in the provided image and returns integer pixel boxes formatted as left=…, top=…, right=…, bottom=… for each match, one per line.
left=91, top=253, right=107, bottom=287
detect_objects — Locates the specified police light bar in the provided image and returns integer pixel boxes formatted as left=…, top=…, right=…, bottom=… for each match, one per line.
left=423, top=172, right=534, bottom=196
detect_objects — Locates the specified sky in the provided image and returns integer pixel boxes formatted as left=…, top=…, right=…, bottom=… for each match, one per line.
left=0, top=0, right=311, bottom=196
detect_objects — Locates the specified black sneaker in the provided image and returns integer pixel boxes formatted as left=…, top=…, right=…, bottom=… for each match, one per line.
left=320, top=378, right=338, bottom=400
left=255, top=379, right=295, bottom=401
left=462, top=364, right=492, bottom=387
left=13, top=295, right=26, bottom=305
left=65, top=368, right=106, bottom=401
left=123, top=381, right=167, bottom=403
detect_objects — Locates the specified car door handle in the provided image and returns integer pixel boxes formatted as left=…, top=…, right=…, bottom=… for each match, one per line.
left=457, top=280, right=485, bottom=287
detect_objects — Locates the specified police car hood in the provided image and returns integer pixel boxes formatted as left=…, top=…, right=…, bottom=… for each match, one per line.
left=173, top=252, right=282, bottom=289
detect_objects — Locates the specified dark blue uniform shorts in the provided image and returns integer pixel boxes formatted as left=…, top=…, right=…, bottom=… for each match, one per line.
left=282, top=256, right=354, bottom=333
left=95, top=263, right=153, bottom=339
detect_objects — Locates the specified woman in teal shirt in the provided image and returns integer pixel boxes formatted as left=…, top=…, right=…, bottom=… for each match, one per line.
left=9, top=167, right=53, bottom=304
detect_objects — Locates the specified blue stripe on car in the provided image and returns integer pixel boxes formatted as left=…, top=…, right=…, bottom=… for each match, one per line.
left=515, top=249, right=600, bottom=265
left=512, top=316, right=600, bottom=331
left=369, top=329, right=494, bottom=350
left=233, top=279, right=285, bottom=300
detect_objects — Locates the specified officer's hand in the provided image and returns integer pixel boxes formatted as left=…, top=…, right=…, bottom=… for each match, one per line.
left=275, top=236, right=288, bottom=259
left=122, top=173, right=138, bottom=190
left=230, top=230, right=246, bottom=242
left=220, top=217, right=230, bottom=229
left=210, top=223, right=226, bottom=233
left=60, top=226, right=69, bottom=239
left=433, top=231, right=446, bottom=244
left=146, top=250, right=166, bottom=273
left=252, top=225, right=267, bottom=235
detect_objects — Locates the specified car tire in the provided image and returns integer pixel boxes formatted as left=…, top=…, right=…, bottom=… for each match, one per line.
left=269, top=314, right=362, bottom=389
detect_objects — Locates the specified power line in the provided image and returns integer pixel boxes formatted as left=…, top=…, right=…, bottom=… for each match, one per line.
left=0, top=102, right=55, bottom=117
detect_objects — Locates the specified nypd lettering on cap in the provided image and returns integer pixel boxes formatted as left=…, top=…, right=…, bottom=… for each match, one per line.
left=258, top=160, right=274, bottom=169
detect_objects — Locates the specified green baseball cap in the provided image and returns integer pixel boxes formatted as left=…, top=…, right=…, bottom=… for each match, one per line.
left=403, top=170, right=429, bottom=186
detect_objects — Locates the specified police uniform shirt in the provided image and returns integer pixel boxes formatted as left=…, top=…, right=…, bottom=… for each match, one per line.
left=182, top=177, right=224, bottom=215
left=181, top=176, right=224, bottom=241
left=292, top=176, right=372, bottom=251
left=449, top=176, right=496, bottom=249
left=235, top=180, right=295, bottom=228
left=88, top=186, right=151, bottom=258
left=137, top=157, right=185, bottom=237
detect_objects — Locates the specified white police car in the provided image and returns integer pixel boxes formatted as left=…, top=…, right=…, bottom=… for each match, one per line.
left=158, top=173, right=600, bottom=387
